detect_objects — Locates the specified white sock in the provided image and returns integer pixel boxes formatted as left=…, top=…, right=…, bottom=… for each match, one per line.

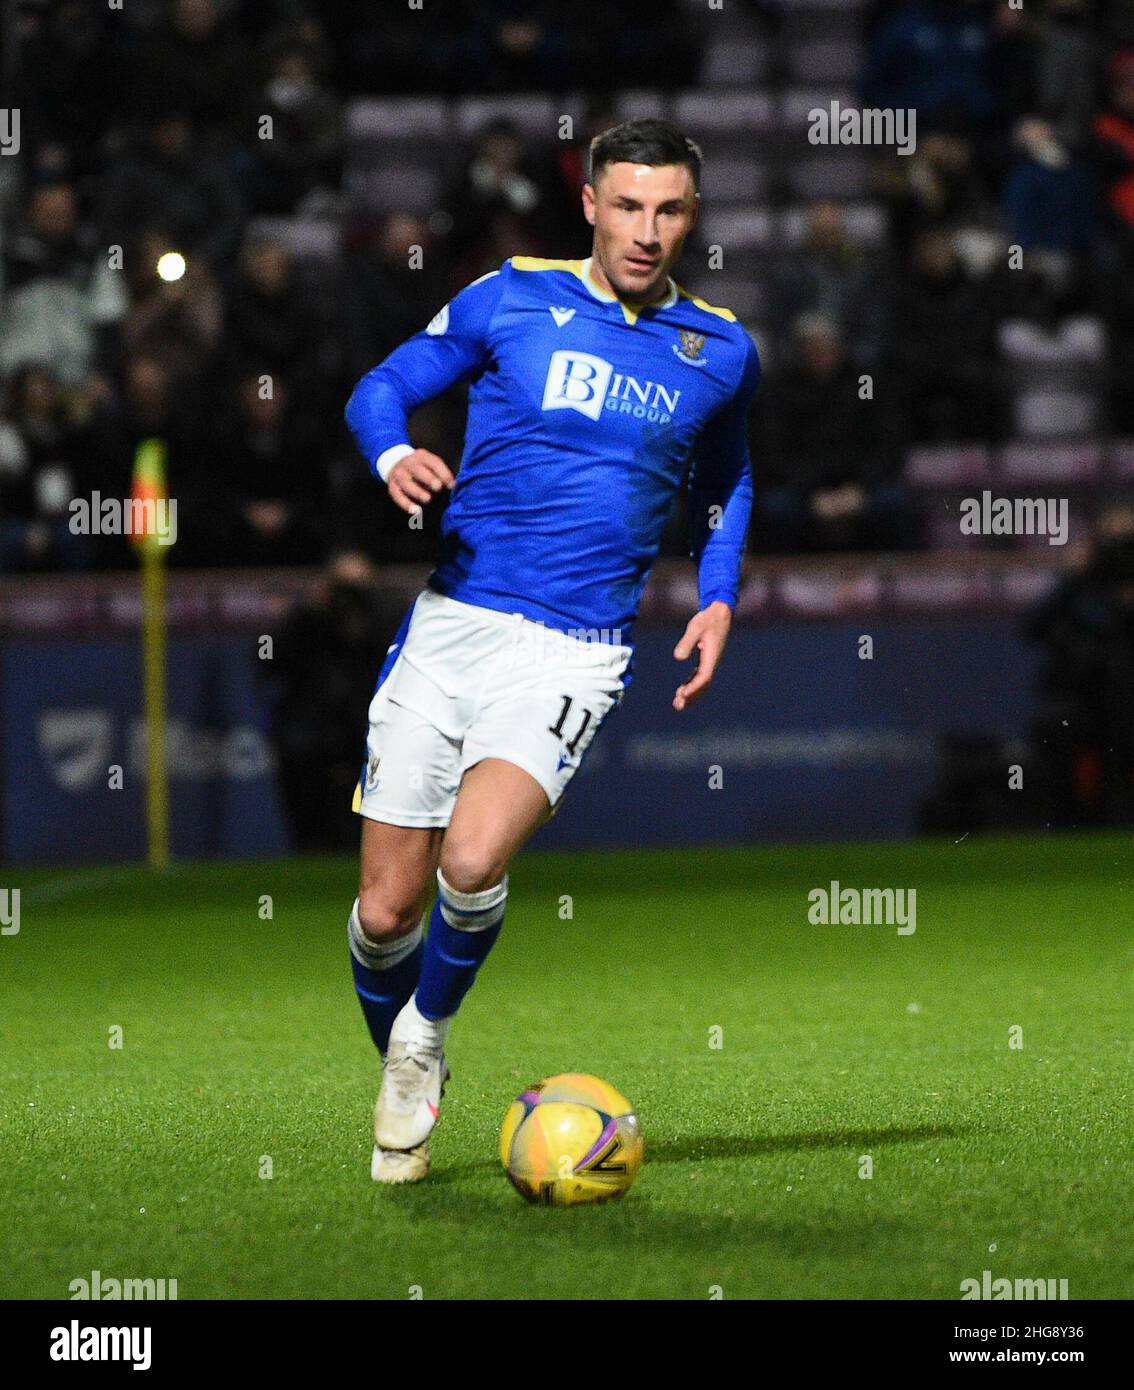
left=396, top=991, right=451, bottom=1052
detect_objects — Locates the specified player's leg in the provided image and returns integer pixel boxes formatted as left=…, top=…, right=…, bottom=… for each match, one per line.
left=416, top=757, right=550, bottom=1017
left=349, top=595, right=461, bottom=1061
left=374, top=759, right=550, bottom=1154
left=391, top=627, right=628, bottom=1068
left=372, top=606, right=630, bottom=1176
left=347, top=816, right=441, bottom=1058
left=350, top=599, right=465, bottom=1181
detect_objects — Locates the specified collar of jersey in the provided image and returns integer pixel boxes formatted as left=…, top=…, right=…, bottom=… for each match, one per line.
left=579, top=256, right=678, bottom=324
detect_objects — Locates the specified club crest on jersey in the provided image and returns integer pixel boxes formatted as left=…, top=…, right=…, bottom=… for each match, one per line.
left=542, top=350, right=680, bottom=423
left=673, top=330, right=707, bottom=366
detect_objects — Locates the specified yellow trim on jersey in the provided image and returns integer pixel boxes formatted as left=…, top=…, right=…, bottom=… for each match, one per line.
left=351, top=781, right=362, bottom=813
left=511, top=255, right=739, bottom=327
left=511, top=254, right=647, bottom=326
left=676, top=286, right=738, bottom=322
left=511, top=256, right=587, bottom=276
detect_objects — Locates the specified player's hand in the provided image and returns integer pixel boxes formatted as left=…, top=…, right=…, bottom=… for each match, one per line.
left=672, top=600, right=732, bottom=712
left=387, top=449, right=455, bottom=515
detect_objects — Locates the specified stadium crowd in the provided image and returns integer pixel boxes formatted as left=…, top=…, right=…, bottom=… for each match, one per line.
left=2, top=0, right=1134, bottom=574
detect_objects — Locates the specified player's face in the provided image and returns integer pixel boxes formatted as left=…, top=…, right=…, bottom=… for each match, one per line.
left=583, top=162, right=699, bottom=304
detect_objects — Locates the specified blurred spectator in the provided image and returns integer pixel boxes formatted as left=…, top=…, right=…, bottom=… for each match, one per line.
left=1104, top=0, right=1134, bottom=46
left=216, top=375, right=327, bottom=567
left=5, top=182, right=97, bottom=288
left=582, top=0, right=703, bottom=93
left=984, top=2, right=1099, bottom=158
left=771, top=201, right=890, bottom=371
left=1094, top=48, right=1134, bottom=237
left=427, top=2, right=574, bottom=93
left=0, top=181, right=127, bottom=386
left=451, top=209, right=544, bottom=293
left=126, top=0, right=250, bottom=131
left=225, top=237, right=334, bottom=410
left=1029, top=0, right=1100, bottom=152
left=0, top=0, right=1130, bottom=581
left=120, top=229, right=223, bottom=388
left=877, top=130, right=990, bottom=259
left=1003, top=117, right=1097, bottom=253
left=1023, top=505, right=1134, bottom=825
left=0, top=367, right=89, bottom=572
left=340, top=212, right=449, bottom=382
left=753, top=313, right=915, bottom=554
left=264, top=551, right=407, bottom=850
left=998, top=245, right=1098, bottom=324
left=543, top=96, right=618, bottom=258
left=1101, top=233, right=1134, bottom=430
left=317, top=0, right=696, bottom=95
left=14, top=0, right=116, bottom=175
left=86, top=355, right=206, bottom=568
left=918, top=731, right=1027, bottom=836
left=442, top=119, right=549, bottom=267
left=862, top=0, right=998, bottom=132
left=887, top=229, right=999, bottom=441
left=315, top=0, right=433, bottom=94
left=97, top=115, right=245, bottom=274
left=237, top=42, right=344, bottom=215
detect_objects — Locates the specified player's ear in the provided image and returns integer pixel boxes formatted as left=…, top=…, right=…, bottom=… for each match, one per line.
left=581, top=182, right=597, bottom=227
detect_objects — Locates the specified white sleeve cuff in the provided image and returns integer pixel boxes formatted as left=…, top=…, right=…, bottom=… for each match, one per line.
left=375, top=444, right=414, bottom=482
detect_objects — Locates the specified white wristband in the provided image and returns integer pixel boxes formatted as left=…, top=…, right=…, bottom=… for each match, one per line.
left=375, top=443, right=414, bottom=483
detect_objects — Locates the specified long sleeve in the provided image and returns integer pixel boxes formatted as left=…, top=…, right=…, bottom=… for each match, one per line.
left=344, top=265, right=506, bottom=479
left=688, top=335, right=760, bottom=610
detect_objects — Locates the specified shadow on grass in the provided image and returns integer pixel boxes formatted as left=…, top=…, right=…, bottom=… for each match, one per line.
left=647, top=1123, right=968, bottom=1164
left=424, top=1121, right=967, bottom=1186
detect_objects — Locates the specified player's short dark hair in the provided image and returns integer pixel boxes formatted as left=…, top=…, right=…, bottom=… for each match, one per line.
left=588, top=118, right=702, bottom=194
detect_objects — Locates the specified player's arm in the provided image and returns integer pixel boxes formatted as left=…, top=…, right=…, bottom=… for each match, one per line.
left=673, top=336, right=760, bottom=712
left=343, top=267, right=506, bottom=514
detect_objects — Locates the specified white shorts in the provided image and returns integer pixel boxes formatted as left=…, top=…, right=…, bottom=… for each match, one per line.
left=353, top=589, right=633, bottom=828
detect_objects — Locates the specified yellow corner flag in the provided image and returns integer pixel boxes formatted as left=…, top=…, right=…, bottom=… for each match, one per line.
left=130, top=438, right=173, bottom=869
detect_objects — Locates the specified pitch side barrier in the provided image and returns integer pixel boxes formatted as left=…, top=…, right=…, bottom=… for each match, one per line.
left=0, top=556, right=1065, bottom=860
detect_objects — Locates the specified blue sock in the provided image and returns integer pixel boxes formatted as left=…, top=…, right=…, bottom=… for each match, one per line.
left=415, top=870, right=507, bottom=1021
left=347, top=899, right=424, bottom=1056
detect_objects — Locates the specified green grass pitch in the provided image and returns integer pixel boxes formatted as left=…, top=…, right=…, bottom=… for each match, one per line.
left=1, top=833, right=1130, bottom=1300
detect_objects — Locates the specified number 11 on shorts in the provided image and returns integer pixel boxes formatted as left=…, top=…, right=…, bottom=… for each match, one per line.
left=549, top=695, right=593, bottom=757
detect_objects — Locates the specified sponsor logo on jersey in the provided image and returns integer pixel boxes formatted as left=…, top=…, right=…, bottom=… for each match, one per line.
left=673, top=329, right=707, bottom=365
left=541, top=350, right=681, bottom=423
left=425, top=303, right=450, bottom=336
left=549, top=306, right=576, bottom=326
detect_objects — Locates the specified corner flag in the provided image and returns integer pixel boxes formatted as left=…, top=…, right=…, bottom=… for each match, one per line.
left=131, top=439, right=172, bottom=868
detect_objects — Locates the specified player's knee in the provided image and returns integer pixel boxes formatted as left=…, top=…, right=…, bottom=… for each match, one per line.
left=356, top=889, right=421, bottom=943
left=438, top=843, right=507, bottom=897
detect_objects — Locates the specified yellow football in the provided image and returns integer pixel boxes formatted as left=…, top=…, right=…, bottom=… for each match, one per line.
left=500, top=1072, right=643, bottom=1205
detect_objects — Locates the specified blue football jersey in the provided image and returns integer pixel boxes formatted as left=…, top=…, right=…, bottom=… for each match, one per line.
left=345, top=256, right=759, bottom=640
